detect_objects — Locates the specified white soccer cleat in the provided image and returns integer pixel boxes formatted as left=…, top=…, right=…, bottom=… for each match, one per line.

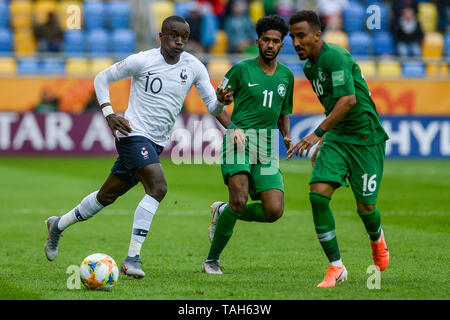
left=209, top=201, right=225, bottom=242
left=202, top=259, right=223, bottom=275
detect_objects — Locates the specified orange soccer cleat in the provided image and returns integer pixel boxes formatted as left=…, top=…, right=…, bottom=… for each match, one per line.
left=370, top=231, right=390, bottom=271
left=317, top=264, right=348, bottom=288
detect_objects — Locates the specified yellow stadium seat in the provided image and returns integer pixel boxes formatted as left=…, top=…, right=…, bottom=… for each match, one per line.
left=207, top=58, right=232, bottom=78
left=426, top=62, right=449, bottom=77
left=150, top=1, right=174, bottom=30
left=418, top=2, right=438, bottom=32
left=10, top=0, right=33, bottom=29
left=66, top=58, right=89, bottom=75
left=249, top=0, right=265, bottom=25
left=58, top=1, right=82, bottom=30
left=14, top=28, right=36, bottom=56
left=377, top=60, right=401, bottom=77
left=357, top=60, right=376, bottom=78
left=422, top=32, right=444, bottom=58
left=90, top=58, right=114, bottom=75
left=0, top=58, right=17, bottom=76
left=34, top=0, right=58, bottom=25
left=323, top=30, right=348, bottom=50
left=210, top=30, right=228, bottom=54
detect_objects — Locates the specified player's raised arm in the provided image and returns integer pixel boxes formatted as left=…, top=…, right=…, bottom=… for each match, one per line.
left=93, top=53, right=144, bottom=140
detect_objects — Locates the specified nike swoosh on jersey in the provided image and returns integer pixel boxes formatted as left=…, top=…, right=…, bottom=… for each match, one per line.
left=363, top=192, right=374, bottom=197
left=248, top=83, right=259, bottom=87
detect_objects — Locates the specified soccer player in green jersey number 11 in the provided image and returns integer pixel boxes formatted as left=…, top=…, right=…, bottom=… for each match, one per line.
left=287, top=10, right=390, bottom=287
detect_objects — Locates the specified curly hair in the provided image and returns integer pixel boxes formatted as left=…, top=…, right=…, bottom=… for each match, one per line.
left=256, top=15, right=289, bottom=39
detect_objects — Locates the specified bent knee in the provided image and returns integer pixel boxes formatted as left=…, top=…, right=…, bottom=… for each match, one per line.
left=263, top=206, right=284, bottom=222
left=148, top=182, right=168, bottom=202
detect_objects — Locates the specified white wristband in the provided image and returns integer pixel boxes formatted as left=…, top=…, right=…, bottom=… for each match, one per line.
left=102, top=105, right=115, bottom=117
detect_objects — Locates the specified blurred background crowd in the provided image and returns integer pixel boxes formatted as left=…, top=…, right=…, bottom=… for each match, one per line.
left=0, top=0, right=448, bottom=80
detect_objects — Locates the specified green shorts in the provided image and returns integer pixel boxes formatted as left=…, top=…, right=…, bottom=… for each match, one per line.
left=310, top=140, right=386, bottom=204
left=221, top=137, right=284, bottom=200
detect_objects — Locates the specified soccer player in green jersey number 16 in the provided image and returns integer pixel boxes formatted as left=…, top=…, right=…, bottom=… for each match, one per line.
left=202, top=15, right=295, bottom=274
left=287, top=10, right=390, bottom=287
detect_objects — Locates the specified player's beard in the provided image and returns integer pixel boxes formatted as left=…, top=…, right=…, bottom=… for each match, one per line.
left=259, top=46, right=279, bottom=63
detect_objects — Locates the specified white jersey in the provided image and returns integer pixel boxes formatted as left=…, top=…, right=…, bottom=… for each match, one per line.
left=94, top=48, right=220, bottom=147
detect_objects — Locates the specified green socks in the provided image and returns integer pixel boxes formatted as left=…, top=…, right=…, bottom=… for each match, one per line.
left=237, top=203, right=268, bottom=222
left=309, top=192, right=341, bottom=263
left=358, top=207, right=382, bottom=242
left=207, top=206, right=239, bottom=260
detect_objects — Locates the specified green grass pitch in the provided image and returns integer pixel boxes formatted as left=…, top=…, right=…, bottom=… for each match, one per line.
left=0, top=157, right=448, bottom=300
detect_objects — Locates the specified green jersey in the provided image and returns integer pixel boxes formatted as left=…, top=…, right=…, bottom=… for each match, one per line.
left=219, top=58, right=294, bottom=130
left=303, top=42, right=388, bottom=145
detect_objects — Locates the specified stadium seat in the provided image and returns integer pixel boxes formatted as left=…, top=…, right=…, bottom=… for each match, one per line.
left=10, top=0, right=33, bottom=29
left=17, top=58, right=40, bottom=75
left=90, top=57, right=114, bottom=75
left=323, top=30, right=348, bottom=50
left=418, top=2, right=438, bottom=32
left=348, top=31, right=372, bottom=56
left=210, top=30, right=228, bottom=54
left=249, top=0, right=265, bottom=25
left=14, top=28, right=36, bottom=56
left=377, top=60, right=401, bottom=77
left=426, top=62, right=449, bottom=77
left=106, top=1, right=131, bottom=29
left=174, top=1, right=194, bottom=18
left=83, top=1, right=105, bottom=30
left=200, top=12, right=218, bottom=49
left=41, top=58, right=65, bottom=75
left=57, top=0, right=82, bottom=30
left=111, top=29, right=136, bottom=59
left=444, top=33, right=450, bottom=57
left=343, top=1, right=365, bottom=32
left=64, top=30, right=85, bottom=56
left=0, top=1, right=9, bottom=28
left=280, top=34, right=297, bottom=56
left=402, top=61, right=425, bottom=78
left=373, top=32, right=394, bottom=56
left=367, top=1, right=390, bottom=32
left=34, top=0, right=58, bottom=25
left=66, top=57, right=89, bottom=75
left=358, top=60, right=376, bottom=78
left=0, top=28, right=13, bottom=53
left=86, top=28, right=109, bottom=57
left=207, top=58, right=232, bottom=78
left=150, top=1, right=174, bottom=31
left=422, top=32, right=444, bottom=58
left=0, top=57, right=17, bottom=75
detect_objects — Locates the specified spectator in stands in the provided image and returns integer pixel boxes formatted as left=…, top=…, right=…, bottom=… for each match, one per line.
left=34, top=88, right=59, bottom=113
left=34, top=12, right=63, bottom=53
left=185, top=4, right=206, bottom=54
left=223, top=0, right=255, bottom=53
left=316, top=0, right=348, bottom=31
left=393, top=6, right=424, bottom=57
left=391, top=0, right=419, bottom=19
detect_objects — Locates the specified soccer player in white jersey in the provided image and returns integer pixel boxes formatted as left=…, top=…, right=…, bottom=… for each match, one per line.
left=44, top=16, right=232, bottom=279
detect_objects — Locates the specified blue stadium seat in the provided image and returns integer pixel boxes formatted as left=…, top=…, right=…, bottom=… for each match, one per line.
left=106, top=1, right=131, bottom=29
left=200, top=13, right=218, bottom=48
left=373, top=32, right=394, bottom=56
left=402, top=62, right=426, bottom=77
left=0, top=1, right=9, bottom=28
left=343, top=1, right=365, bottom=32
left=64, top=30, right=85, bottom=56
left=174, top=1, right=195, bottom=18
left=83, top=1, right=105, bottom=30
left=348, top=31, right=372, bottom=56
left=41, top=58, right=65, bottom=75
left=86, top=29, right=110, bottom=57
left=445, top=33, right=450, bottom=57
left=18, top=58, right=40, bottom=75
left=0, top=28, right=12, bottom=53
left=111, top=28, right=136, bottom=59
left=280, top=35, right=297, bottom=56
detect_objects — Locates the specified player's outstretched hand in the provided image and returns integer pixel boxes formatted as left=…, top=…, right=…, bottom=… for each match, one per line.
left=105, top=114, right=132, bottom=141
left=286, top=132, right=321, bottom=160
left=217, top=86, right=234, bottom=105
left=232, top=128, right=247, bottom=150
left=283, top=136, right=293, bottom=154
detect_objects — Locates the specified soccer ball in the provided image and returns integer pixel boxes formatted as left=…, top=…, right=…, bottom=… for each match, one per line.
left=79, top=253, right=119, bottom=291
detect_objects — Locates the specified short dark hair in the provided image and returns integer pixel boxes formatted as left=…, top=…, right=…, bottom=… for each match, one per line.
left=256, top=15, right=289, bottom=39
left=162, top=15, right=188, bottom=32
left=288, top=10, right=321, bottom=31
